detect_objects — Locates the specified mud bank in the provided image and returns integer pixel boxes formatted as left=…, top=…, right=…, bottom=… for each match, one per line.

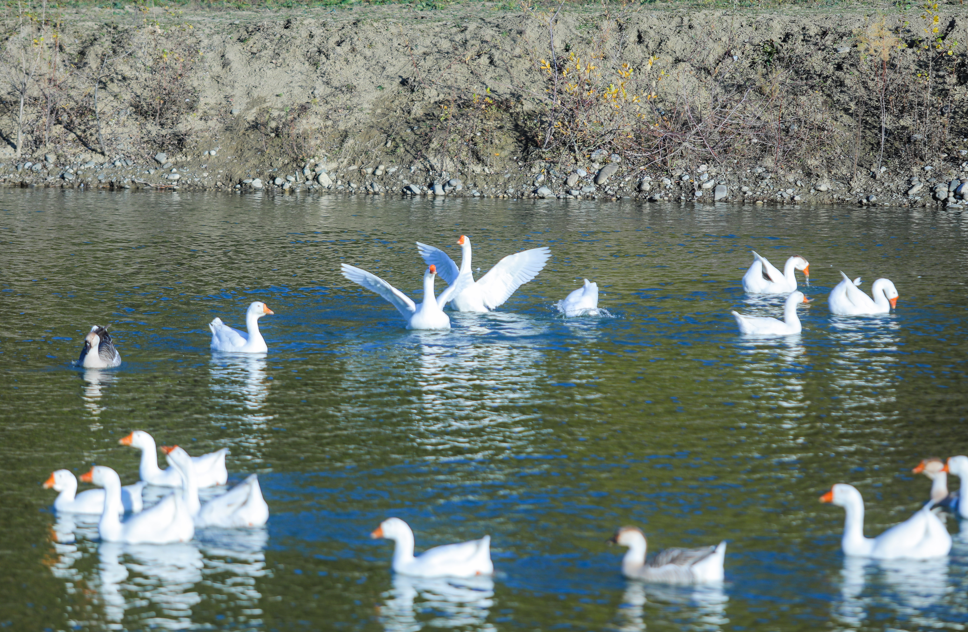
left=2, top=3, right=968, bottom=208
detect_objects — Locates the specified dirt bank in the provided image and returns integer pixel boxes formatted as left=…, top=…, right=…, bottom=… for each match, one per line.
left=1, top=2, right=967, bottom=207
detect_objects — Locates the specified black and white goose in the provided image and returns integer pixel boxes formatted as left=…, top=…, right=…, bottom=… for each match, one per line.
left=77, top=326, right=121, bottom=368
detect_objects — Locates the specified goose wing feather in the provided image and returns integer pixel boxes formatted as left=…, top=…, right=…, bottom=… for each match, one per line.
left=341, top=264, right=416, bottom=318
left=476, top=247, right=551, bottom=310
left=416, top=243, right=461, bottom=286
left=210, top=318, right=249, bottom=350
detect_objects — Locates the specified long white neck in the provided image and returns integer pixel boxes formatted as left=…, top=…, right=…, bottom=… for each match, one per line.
left=930, top=473, right=949, bottom=504
left=839, top=494, right=873, bottom=556
left=98, top=473, right=125, bottom=542
left=870, top=280, right=892, bottom=310
left=460, top=241, right=473, bottom=277
left=422, top=272, right=439, bottom=309
left=245, top=311, right=265, bottom=347
left=390, top=527, right=416, bottom=571
left=783, top=297, right=802, bottom=328
left=173, top=453, right=201, bottom=516
left=782, top=258, right=800, bottom=287
left=621, top=534, right=648, bottom=575
left=57, top=477, right=78, bottom=503
left=138, top=436, right=163, bottom=481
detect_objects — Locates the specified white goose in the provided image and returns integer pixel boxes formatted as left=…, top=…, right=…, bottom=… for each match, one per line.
left=943, top=456, right=968, bottom=519
left=209, top=301, right=274, bottom=353
left=370, top=517, right=493, bottom=578
left=828, top=272, right=899, bottom=316
left=732, top=291, right=808, bottom=336
left=820, top=483, right=951, bottom=559
left=912, top=458, right=960, bottom=513
left=558, top=279, right=600, bottom=317
left=163, top=445, right=268, bottom=528
left=341, top=264, right=462, bottom=330
left=44, top=469, right=145, bottom=515
left=417, top=235, right=551, bottom=312
left=77, top=326, right=121, bottom=368
left=80, top=466, right=194, bottom=544
left=609, top=526, right=725, bottom=584
left=742, top=251, right=810, bottom=294
left=120, top=430, right=228, bottom=488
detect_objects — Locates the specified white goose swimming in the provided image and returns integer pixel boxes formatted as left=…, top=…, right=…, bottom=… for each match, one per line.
left=77, top=326, right=121, bottom=368
left=81, top=466, right=194, bottom=544
left=828, top=272, right=899, bottom=316
left=120, top=430, right=228, bottom=488
left=370, top=517, right=493, bottom=578
left=209, top=301, right=274, bottom=353
left=417, top=235, right=551, bottom=312
left=742, top=251, right=810, bottom=294
left=820, top=483, right=951, bottom=559
left=163, top=445, right=268, bottom=528
left=609, top=526, right=726, bottom=584
left=44, top=469, right=145, bottom=515
left=732, top=291, right=807, bottom=336
left=943, top=456, right=968, bottom=519
left=912, top=458, right=960, bottom=513
left=558, top=279, right=600, bottom=317
left=341, top=264, right=463, bottom=330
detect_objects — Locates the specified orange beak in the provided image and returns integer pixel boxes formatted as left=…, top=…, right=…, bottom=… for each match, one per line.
left=802, top=295, right=810, bottom=304
left=458, top=235, right=466, bottom=245
left=942, top=462, right=950, bottom=473
left=820, top=489, right=834, bottom=503
left=803, top=265, right=810, bottom=278
left=119, top=432, right=134, bottom=446
left=913, top=460, right=926, bottom=474
left=161, top=445, right=178, bottom=455
left=370, top=526, right=384, bottom=539
left=43, top=473, right=56, bottom=489
left=889, top=297, right=898, bottom=309
left=80, top=468, right=95, bottom=484
left=429, top=264, right=436, bottom=274
left=264, top=304, right=275, bottom=315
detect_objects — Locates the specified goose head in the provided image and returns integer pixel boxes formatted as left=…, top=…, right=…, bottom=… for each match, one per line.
left=78, top=326, right=110, bottom=364
left=80, top=465, right=120, bottom=488
left=119, top=430, right=154, bottom=450
left=608, top=526, right=647, bottom=550
left=819, top=483, right=862, bottom=507
left=913, top=457, right=945, bottom=479
left=943, top=456, right=968, bottom=477
left=874, top=279, right=899, bottom=309
left=458, top=234, right=470, bottom=249
left=371, top=517, right=411, bottom=541
left=43, top=470, right=75, bottom=492
left=247, top=301, right=274, bottom=319
left=786, top=291, right=809, bottom=308
left=792, top=256, right=810, bottom=278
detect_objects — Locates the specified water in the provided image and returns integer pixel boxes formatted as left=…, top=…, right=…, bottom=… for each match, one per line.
left=1, top=188, right=967, bottom=631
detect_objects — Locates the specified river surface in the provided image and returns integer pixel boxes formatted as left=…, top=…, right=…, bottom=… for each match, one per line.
left=1, top=188, right=967, bottom=631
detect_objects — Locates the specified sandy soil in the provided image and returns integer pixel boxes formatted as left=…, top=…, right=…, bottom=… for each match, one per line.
left=1, top=3, right=967, bottom=207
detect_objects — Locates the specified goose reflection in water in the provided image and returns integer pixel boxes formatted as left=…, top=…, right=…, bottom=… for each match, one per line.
left=209, top=353, right=271, bottom=413
left=614, top=581, right=728, bottom=632
left=735, top=336, right=808, bottom=422
left=833, top=555, right=950, bottom=629
left=80, top=368, right=118, bottom=424
left=827, top=318, right=900, bottom=423
left=378, top=574, right=495, bottom=632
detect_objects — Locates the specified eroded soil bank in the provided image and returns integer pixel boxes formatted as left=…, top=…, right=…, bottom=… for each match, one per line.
left=2, top=3, right=968, bottom=207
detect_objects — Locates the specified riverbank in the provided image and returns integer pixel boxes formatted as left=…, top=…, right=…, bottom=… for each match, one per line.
left=1, top=2, right=967, bottom=207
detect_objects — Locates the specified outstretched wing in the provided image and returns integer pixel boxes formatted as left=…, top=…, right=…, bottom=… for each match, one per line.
left=476, top=247, right=552, bottom=310
left=341, top=264, right=416, bottom=319
left=416, top=243, right=461, bottom=286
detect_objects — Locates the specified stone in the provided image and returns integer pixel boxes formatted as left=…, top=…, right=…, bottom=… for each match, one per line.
left=162, top=162, right=173, bottom=170
left=404, top=184, right=421, bottom=195
left=433, top=182, right=445, bottom=196
left=274, top=177, right=284, bottom=186
left=576, top=168, right=587, bottom=177
left=569, top=189, right=581, bottom=197
left=817, top=183, right=830, bottom=192
left=681, top=174, right=691, bottom=182
left=714, top=184, right=728, bottom=201
left=609, top=154, right=621, bottom=163
left=702, top=179, right=715, bottom=189
left=286, top=175, right=296, bottom=182
left=907, top=182, right=923, bottom=196
left=316, top=172, right=333, bottom=187
left=536, top=185, right=553, bottom=198
left=231, top=108, right=240, bottom=115
left=694, top=190, right=703, bottom=198
left=661, top=177, right=672, bottom=186
left=45, top=154, right=55, bottom=163
left=154, top=153, right=167, bottom=165
left=590, top=149, right=607, bottom=161
left=595, top=163, right=619, bottom=185
left=534, top=174, right=545, bottom=184
left=638, top=180, right=651, bottom=192
left=448, top=178, right=462, bottom=190
left=375, top=165, right=386, bottom=176
left=934, top=187, right=948, bottom=201
left=698, top=164, right=708, bottom=172
left=31, top=163, right=42, bottom=172
left=566, top=173, right=580, bottom=187
left=167, top=173, right=180, bottom=181
left=949, top=179, right=961, bottom=192
left=956, top=181, right=968, bottom=198
left=62, top=172, right=75, bottom=181
left=581, top=185, right=596, bottom=193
